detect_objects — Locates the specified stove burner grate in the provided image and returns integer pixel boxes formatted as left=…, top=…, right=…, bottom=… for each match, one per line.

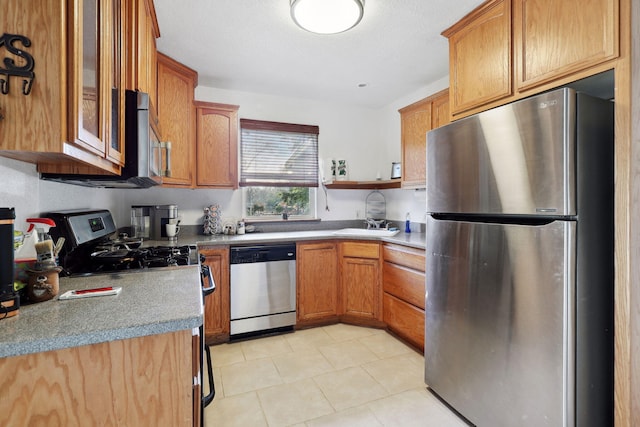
left=65, top=244, right=194, bottom=276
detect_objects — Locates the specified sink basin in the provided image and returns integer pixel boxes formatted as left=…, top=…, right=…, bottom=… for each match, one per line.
left=332, top=228, right=399, bottom=237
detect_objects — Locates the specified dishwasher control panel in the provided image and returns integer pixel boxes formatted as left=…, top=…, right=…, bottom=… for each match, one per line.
left=230, top=244, right=296, bottom=264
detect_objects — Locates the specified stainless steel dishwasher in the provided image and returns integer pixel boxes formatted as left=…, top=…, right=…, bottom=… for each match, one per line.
left=230, top=244, right=296, bottom=336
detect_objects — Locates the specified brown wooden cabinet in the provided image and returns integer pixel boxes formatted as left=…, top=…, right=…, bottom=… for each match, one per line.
left=66, top=0, right=125, bottom=165
left=199, top=247, right=230, bottom=344
left=399, top=98, right=431, bottom=189
left=0, top=331, right=194, bottom=426
left=399, top=88, right=449, bottom=189
left=296, top=241, right=339, bottom=327
left=195, top=101, right=239, bottom=188
left=196, top=240, right=425, bottom=350
left=339, top=241, right=383, bottom=326
left=513, top=0, right=619, bottom=91
left=382, top=243, right=426, bottom=351
left=445, top=0, right=620, bottom=119
left=443, top=0, right=512, bottom=117
left=431, top=89, right=451, bottom=129
left=1, top=0, right=123, bottom=175
left=124, top=0, right=159, bottom=112
left=157, top=52, right=198, bottom=187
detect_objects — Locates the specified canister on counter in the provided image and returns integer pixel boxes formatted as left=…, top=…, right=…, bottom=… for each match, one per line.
left=1, top=208, right=19, bottom=319
left=26, top=266, right=62, bottom=303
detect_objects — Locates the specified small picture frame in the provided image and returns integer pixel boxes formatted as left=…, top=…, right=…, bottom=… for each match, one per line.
left=391, top=162, right=401, bottom=179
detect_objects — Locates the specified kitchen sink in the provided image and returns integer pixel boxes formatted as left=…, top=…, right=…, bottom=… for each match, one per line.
left=332, top=228, right=400, bottom=237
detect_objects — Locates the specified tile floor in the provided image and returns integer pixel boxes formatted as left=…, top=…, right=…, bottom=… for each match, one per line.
left=204, top=324, right=469, bottom=427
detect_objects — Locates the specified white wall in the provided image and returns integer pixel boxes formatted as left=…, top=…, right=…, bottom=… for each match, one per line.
left=117, top=86, right=397, bottom=229
left=195, top=86, right=389, bottom=181
left=0, top=156, right=123, bottom=231
left=0, top=157, right=40, bottom=227
left=1, top=79, right=448, bottom=232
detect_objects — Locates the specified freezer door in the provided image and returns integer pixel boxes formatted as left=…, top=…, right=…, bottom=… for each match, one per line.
left=427, top=87, right=576, bottom=216
left=425, top=217, right=575, bottom=427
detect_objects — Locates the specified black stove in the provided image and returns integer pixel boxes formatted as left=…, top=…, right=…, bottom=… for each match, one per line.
left=61, top=241, right=196, bottom=276
left=44, top=209, right=196, bottom=276
left=72, top=245, right=195, bottom=275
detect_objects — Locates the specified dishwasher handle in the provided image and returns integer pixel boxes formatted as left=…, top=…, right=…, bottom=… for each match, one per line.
left=230, top=244, right=296, bottom=264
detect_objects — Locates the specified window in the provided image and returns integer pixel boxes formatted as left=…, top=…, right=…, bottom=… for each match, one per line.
left=240, top=119, right=319, bottom=219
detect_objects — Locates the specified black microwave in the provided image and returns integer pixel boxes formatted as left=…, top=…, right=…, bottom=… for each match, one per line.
left=41, top=90, right=169, bottom=188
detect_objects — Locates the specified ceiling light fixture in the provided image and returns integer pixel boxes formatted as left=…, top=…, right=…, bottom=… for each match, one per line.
left=290, top=0, right=365, bottom=35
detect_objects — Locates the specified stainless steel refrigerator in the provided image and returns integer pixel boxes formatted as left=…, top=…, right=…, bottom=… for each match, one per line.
left=425, top=88, right=613, bottom=427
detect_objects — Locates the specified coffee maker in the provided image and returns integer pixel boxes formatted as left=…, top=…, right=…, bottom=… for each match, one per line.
left=131, top=204, right=178, bottom=240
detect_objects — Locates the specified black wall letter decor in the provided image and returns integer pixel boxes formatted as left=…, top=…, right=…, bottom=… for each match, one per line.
left=0, top=33, right=35, bottom=95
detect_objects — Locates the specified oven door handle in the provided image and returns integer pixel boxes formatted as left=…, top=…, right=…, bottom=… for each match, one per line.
left=200, top=264, right=216, bottom=297
left=203, top=344, right=215, bottom=407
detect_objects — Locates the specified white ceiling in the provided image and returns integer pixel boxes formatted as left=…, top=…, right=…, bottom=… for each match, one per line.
left=153, top=0, right=484, bottom=109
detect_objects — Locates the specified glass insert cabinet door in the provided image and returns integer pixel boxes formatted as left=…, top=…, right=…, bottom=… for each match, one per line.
left=70, top=0, right=124, bottom=166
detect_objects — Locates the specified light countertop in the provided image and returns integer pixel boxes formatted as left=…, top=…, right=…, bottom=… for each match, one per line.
left=0, top=265, right=203, bottom=359
left=157, top=229, right=427, bottom=250
left=1, top=229, right=424, bottom=359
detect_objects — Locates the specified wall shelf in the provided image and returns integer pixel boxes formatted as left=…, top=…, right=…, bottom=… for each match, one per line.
left=324, top=180, right=401, bottom=189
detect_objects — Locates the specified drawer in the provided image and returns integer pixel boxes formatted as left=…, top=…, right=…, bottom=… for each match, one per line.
left=383, top=262, right=425, bottom=309
left=382, top=244, right=425, bottom=272
left=341, top=241, right=380, bottom=259
left=383, top=292, right=425, bottom=351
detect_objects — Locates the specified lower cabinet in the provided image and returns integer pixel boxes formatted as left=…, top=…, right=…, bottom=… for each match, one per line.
left=199, top=247, right=230, bottom=344
left=200, top=240, right=426, bottom=352
left=296, top=241, right=339, bottom=327
left=0, top=331, right=194, bottom=426
left=383, top=293, right=425, bottom=351
left=339, top=241, right=384, bottom=326
left=382, top=243, right=426, bottom=351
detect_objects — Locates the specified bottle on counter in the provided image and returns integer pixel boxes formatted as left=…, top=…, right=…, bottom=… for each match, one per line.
left=405, top=212, right=411, bottom=233
left=237, top=220, right=245, bottom=235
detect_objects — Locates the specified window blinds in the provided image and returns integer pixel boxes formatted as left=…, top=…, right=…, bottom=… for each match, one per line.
left=240, top=119, right=319, bottom=187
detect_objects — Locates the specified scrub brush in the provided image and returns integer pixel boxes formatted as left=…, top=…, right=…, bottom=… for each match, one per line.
left=35, top=239, right=56, bottom=270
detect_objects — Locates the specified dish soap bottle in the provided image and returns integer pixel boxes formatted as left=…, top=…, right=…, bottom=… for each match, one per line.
left=405, top=212, right=411, bottom=233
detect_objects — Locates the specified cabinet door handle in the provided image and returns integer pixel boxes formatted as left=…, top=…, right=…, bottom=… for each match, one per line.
left=160, top=141, right=172, bottom=177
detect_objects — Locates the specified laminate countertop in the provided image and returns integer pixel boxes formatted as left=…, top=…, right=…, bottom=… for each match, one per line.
left=162, top=229, right=427, bottom=250
left=0, top=265, right=203, bottom=359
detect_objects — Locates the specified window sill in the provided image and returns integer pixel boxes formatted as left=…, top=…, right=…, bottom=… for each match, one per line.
left=245, top=218, right=321, bottom=224
left=324, top=180, right=401, bottom=189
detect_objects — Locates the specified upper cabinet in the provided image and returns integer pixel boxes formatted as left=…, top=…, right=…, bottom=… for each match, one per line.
left=68, top=0, right=125, bottom=165
left=399, top=98, right=431, bottom=189
left=430, top=89, right=451, bottom=130
left=445, top=0, right=619, bottom=119
left=124, top=0, right=159, bottom=113
left=513, top=0, right=619, bottom=91
left=1, top=0, right=125, bottom=174
left=399, top=89, right=449, bottom=189
left=157, top=55, right=242, bottom=189
left=443, top=0, right=512, bottom=117
left=157, top=52, right=198, bottom=187
left=194, top=101, right=239, bottom=189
